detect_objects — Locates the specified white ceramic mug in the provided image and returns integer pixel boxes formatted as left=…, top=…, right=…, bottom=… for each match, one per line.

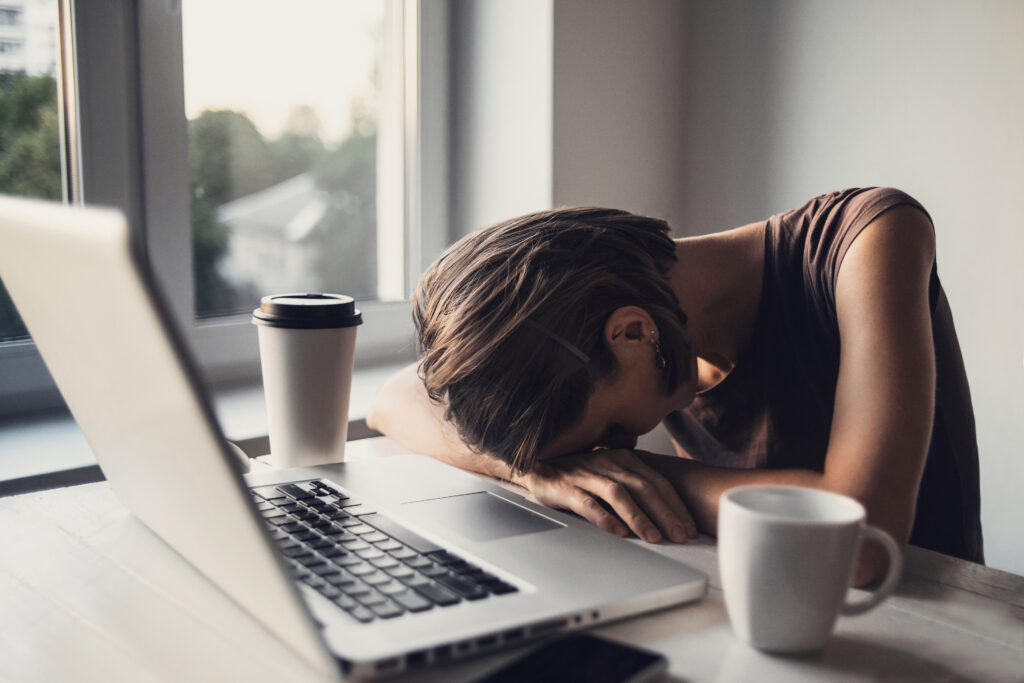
left=252, top=293, right=362, bottom=468
left=718, top=485, right=902, bottom=653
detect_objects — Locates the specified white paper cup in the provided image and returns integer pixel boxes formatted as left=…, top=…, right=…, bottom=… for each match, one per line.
left=252, top=293, right=362, bottom=468
left=718, top=485, right=902, bottom=653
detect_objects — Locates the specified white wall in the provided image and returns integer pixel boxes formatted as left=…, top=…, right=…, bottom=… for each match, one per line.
left=552, top=0, right=689, bottom=223
left=682, top=0, right=1024, bottom=575
left=449, top=0, right=553, bottom=237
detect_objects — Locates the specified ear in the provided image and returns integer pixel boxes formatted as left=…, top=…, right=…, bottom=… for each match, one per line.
left=603, top=306, right=656, bottom=353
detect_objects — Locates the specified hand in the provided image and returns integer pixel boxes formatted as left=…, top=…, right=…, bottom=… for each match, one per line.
left=516, top=449, right=698, bottom=544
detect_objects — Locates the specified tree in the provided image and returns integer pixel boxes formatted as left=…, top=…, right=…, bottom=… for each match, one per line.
left=313, top=128, right=377, bottom=300
left=0, top=73, right=61, bottom=340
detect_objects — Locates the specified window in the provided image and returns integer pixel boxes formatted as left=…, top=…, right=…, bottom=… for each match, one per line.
left=0, top=0, right=448, bottom=417
left=0, top=0, right=61, bottom=340
left=181, top=0, right=386, bottom=317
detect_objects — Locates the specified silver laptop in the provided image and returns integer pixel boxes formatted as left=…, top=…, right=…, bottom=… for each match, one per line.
left=0, top=195, right=707, bottom=679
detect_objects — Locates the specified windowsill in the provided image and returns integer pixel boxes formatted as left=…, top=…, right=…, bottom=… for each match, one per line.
left=0, top=361, right=407, bottom=483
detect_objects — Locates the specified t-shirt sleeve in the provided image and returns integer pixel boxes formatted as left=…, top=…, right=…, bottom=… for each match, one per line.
left=825, top=187, right=933, bottom=299
left=769, top=187, right=933, bottom=327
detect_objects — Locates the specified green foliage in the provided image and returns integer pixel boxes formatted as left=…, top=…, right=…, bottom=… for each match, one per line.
left=0, top=73, right=61, bottom=340
left=313, top=130, right=377, bottom=300
left=188, top=109, right=377, bottom=316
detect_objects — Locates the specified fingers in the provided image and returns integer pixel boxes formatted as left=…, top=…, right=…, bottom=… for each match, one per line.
left=612, top=457, right=699, bottom=541
left=528, top=466, right=630, bottom=537
left=583, top=455, right=695, bottom=543
left=534, top=451, right=697, bottom=544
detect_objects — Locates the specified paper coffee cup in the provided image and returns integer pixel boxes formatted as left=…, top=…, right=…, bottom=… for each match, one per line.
left=252, top=293, right=362, bottom=468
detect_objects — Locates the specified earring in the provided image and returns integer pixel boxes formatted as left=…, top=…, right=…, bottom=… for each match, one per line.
left=651, top=330, right=667, bottom=371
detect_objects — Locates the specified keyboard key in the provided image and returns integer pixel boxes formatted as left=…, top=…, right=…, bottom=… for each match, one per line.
left=414, top=582, right=461, bottom=607
left=448, top=561, right=480, bottom=575
left=434, top=573, right=488, bottom=600
left=331, top=554, right=365, bottom=568
left=253, top=486, right=288, bottom=502
left=347, top=524, right=376, bottom=536
left=341, top=504, right=376, bottom=517
left=384, top=564, right=415, bottom=580
left=282, top=547, right=312, bottom=559
left=465, top=570, right=499, bottom=584
left=325, top=572, right=357, bottom=587
left=377, top=580, right=409, bottom=596
left=388, top=547, right=418, bottom=560
left=342, top=581, right=373, bottom=597
left=264, top=515, right=291, bottom=526
left=318, top=585, right=341, bottom=599
left=360, top=514, right=443, bottom=554
left=369, top=555, right=400, bottom=570
left=361, top=531, right=389, bottom=544
left=403, top=555, right=433, bottom=569
left=421, top=564, right=447, bottom=578
left=398, top=574, right=431, bottom=589
left=356, top=589, right=388, bottom=607
left=311, top=564, right=341, bottom=577
left=392, top=590, right=433, bottom=613
left=355, top=548, right=385, bottom=560
left=347, top=606, right=375, bottom=623
left=482, top=580, right=518, bottom=595
left=362, top=571, right=392, bottom=586
left=371, top=601, right=404, bottom=619
left=341, top=540, right=371, bottom=552
left=427, top=550, right=464, bottom=565
left=347, top=562, right=376, bottom=576
left=334, top=594, right=358, bottom=610
left=277, top=483, right=316, bottom=500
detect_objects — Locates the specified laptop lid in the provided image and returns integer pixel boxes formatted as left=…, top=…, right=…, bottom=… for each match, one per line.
left=0, top=196, right=338, bottom=678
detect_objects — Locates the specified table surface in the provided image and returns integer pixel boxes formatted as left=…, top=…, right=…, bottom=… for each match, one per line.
left=1, top=437, right=1022, bottom=683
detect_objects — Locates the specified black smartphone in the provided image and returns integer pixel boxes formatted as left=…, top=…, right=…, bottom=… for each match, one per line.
left=474, top=633, right=668, bottom=683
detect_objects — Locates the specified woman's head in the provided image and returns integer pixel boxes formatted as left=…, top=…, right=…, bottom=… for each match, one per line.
left=413, top=207, right=691, bottom=472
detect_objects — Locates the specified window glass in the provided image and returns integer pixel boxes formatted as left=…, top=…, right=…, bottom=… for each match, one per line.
left=182, top=0, right=385, bottom=319
left=0, top=0, right=60, bottom=342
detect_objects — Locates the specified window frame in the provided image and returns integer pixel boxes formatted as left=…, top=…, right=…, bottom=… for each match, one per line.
left=0, top=0, right=446, bottom=417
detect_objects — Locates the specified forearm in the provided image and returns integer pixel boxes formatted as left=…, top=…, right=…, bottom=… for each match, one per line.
left=638, top=452, right=897, bottom=587
left=367, top=363, right=518, bottom=483
left=637, top=453, right=824, bottom=536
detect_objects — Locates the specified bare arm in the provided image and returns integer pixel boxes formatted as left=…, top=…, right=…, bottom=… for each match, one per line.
left=368, top=364, right=696, bottom=542
left=640, top=205, right=937, bottom=585
left=366, top=363, right=520, bottom=482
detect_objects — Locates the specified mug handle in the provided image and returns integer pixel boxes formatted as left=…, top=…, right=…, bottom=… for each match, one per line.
left=840, top=524, right=903, bottom=616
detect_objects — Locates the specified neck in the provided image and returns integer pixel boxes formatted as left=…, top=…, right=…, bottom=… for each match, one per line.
left=668, top=222, right=765, bottom=368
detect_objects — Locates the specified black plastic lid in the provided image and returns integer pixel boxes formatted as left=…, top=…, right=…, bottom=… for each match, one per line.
left=251, top=293, right=363, bottom=329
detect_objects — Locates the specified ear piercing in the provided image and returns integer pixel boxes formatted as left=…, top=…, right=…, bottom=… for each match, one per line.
left=651, top=330, right=667, bottom=371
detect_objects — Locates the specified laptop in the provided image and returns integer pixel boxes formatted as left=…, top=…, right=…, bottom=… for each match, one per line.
left=0, top=195, right=707, bottom=679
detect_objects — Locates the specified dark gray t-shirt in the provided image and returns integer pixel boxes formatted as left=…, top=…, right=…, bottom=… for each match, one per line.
left=665, top=187, right=984, bottom=563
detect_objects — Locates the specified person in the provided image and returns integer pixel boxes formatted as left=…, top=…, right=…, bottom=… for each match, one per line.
left=367, top=187, right=983, bottom=586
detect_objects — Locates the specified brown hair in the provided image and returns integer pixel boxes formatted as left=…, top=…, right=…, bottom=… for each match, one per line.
left=413, top=207, right=689, bottom=473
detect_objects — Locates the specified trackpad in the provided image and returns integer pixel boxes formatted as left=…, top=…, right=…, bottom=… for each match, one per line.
left=401, top=492, right=563, bottom=542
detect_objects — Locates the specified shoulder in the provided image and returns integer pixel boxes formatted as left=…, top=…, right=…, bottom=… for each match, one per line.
left=842, top=202, right=935, bottom=282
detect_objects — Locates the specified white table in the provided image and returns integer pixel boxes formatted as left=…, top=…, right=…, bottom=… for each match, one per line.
left=1, top=438, right=1022, bottom=682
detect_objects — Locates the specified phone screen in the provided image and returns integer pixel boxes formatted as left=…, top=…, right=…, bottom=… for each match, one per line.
left=475, top=633, right=667, bottom=683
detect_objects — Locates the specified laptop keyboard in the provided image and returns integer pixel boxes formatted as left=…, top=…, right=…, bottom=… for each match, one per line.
left=251, top=479, right=519, bottom=624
